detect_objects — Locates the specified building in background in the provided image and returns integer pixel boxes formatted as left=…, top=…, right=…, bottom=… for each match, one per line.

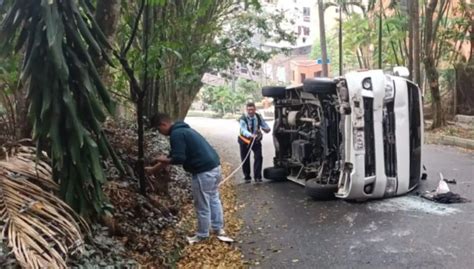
left=202, top=0, right=341, bottom=88
left=240, top=0, right=339, bottom=85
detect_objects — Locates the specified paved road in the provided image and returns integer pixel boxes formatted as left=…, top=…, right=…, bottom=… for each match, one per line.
left=186, top=117, right=474, bottom=269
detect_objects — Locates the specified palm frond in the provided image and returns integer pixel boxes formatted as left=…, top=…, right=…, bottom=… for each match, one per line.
left=0, top=0, right=124, bottom=217
left=0, top=146, right=87, bottom=268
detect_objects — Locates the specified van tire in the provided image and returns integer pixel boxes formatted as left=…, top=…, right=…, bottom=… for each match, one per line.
left=303, top=78, right=337, bottom=95
left=263, top=167, right=287, bottom=181
left=262, top=86, right=286, bottom=98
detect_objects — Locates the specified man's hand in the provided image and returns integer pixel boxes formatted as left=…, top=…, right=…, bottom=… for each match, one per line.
left=262, top=127, right=271, bottom=133
left=145, top=165, right=157, bottom=175
left=145, top=162, right=167, bottom=175
left=153, top=155, right=171, bottom=164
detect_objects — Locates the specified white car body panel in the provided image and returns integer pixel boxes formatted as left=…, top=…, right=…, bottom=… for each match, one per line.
left=336, top=70, right=424, bottom=200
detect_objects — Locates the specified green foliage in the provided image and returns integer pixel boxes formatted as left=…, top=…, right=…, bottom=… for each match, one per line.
left=0, top=0, right=123, bottom=217
left=311, top=30, right=359, bottom=75
left=439, top=68, right=456, bottom=92
left=237, top=79, right=262, bottom=101
left=200, top=81, right=257, bottom=115
left=315, top=9, right=409, bottom=72
left=116, top=1, right=295, bottom=119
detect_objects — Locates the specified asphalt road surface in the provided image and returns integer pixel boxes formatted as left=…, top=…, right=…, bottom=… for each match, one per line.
left=186, top=117, right=474, bottom=269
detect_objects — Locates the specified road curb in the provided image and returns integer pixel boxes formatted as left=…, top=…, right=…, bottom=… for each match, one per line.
left=437, top=135, right=474, bottom=150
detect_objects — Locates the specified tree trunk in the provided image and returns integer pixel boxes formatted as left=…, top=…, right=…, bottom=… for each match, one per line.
left=356, top=48, right=363, bottom=69
left=95, top=0, right=121, bottom=88
left=408, top=5, right=414, bottom=81
left=412, top=0, right=421, bottom=85
left=338, top=9, right=343, bottom=75
left=318, top=0, right=328, bottom=77
left=136, top=95, right=146, bottom=194
left=454, top=58, right=474, bottom=115
left=378, top=0, right=383, bottom=69
left=95, top=0, right=121, bottom=67
left=14, top=85, right=31, bottom=139
left=425, top=60, right=444, bottom=127
left=423, top=0, right=445, bottom=128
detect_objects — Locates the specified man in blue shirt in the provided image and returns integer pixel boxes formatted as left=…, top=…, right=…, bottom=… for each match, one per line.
left=238, top=102, right=271, bottom=183
left=145, top=113, right=232, bottom=244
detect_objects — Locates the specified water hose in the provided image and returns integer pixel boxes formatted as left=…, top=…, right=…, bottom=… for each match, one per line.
left=218, top=137, right=256, bottom=187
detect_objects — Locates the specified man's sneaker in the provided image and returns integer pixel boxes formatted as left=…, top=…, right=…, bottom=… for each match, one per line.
left=212, top=229, right=227, bottom=236
left=244, top=178, right=251, bottom=183
left=214, top=230, right=234, bottom=243
left=255, top=178, right=263, bottom=183
left=186, top=235, right=208, bottom=244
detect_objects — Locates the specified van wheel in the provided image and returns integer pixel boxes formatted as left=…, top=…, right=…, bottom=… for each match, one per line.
left=303, top=78, right=337, bottom=95
left=262, top=86, right=286, bottom=98
left=263, top=167, right=287, bottom=181
left=305, top=179, right=338, bottom=200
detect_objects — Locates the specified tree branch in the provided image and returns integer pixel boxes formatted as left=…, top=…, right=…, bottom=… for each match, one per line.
left=122, top=0, right=146, bottom=56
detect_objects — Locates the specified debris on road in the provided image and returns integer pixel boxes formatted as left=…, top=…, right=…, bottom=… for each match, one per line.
left=420, top=174, right=470, bottom=204
left=421, top=191, right=470, bottom=204
left=443, top=178, right=457, bottom=184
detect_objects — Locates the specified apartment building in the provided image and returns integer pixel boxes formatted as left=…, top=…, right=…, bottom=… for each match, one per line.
left=243, top=0, right=339, bottom=85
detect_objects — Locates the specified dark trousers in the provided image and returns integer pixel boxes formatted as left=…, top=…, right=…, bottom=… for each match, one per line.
left=238, top=139, right=262, bottom=180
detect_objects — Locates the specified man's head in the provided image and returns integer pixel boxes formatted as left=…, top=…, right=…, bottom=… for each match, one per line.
left=246, top=102, right=256, bottom=117
left=149, top=113, right=173, bottom=135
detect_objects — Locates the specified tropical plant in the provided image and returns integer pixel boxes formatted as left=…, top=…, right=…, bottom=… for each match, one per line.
left=0, top=50, right=19, bottom=142
left=0, top=0, right=123, bottom=217
left=0, top=145, right=87, bottom=268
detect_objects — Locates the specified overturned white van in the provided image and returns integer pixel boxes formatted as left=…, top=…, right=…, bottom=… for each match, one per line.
left=262, top=69, right=424, bottom=200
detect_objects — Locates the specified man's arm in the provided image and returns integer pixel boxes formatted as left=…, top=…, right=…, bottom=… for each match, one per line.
left=239, top=119, right=253, bottom=138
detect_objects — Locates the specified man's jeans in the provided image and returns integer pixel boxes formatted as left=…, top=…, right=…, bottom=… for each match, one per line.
left=192, top=166, right=224, bottom=237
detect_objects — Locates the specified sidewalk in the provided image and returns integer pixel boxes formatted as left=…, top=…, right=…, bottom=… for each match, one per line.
left=426, top=134, right=474, bottom=150
left=425, top=122, right=474, bottom=150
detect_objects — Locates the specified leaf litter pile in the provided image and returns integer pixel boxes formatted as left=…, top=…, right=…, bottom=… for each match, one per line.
left=175, top=163, right=244, bottom=269
left=88, top=120, right=245, bottom=267
left=0, top=120, right=245, bottom=267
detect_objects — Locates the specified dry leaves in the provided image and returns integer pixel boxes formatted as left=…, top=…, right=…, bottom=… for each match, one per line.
left=176, top=163, right=245, bottom=269
left=0, top=145, right=86, bottom=268
left=98, top=121, right=246, bottom=267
